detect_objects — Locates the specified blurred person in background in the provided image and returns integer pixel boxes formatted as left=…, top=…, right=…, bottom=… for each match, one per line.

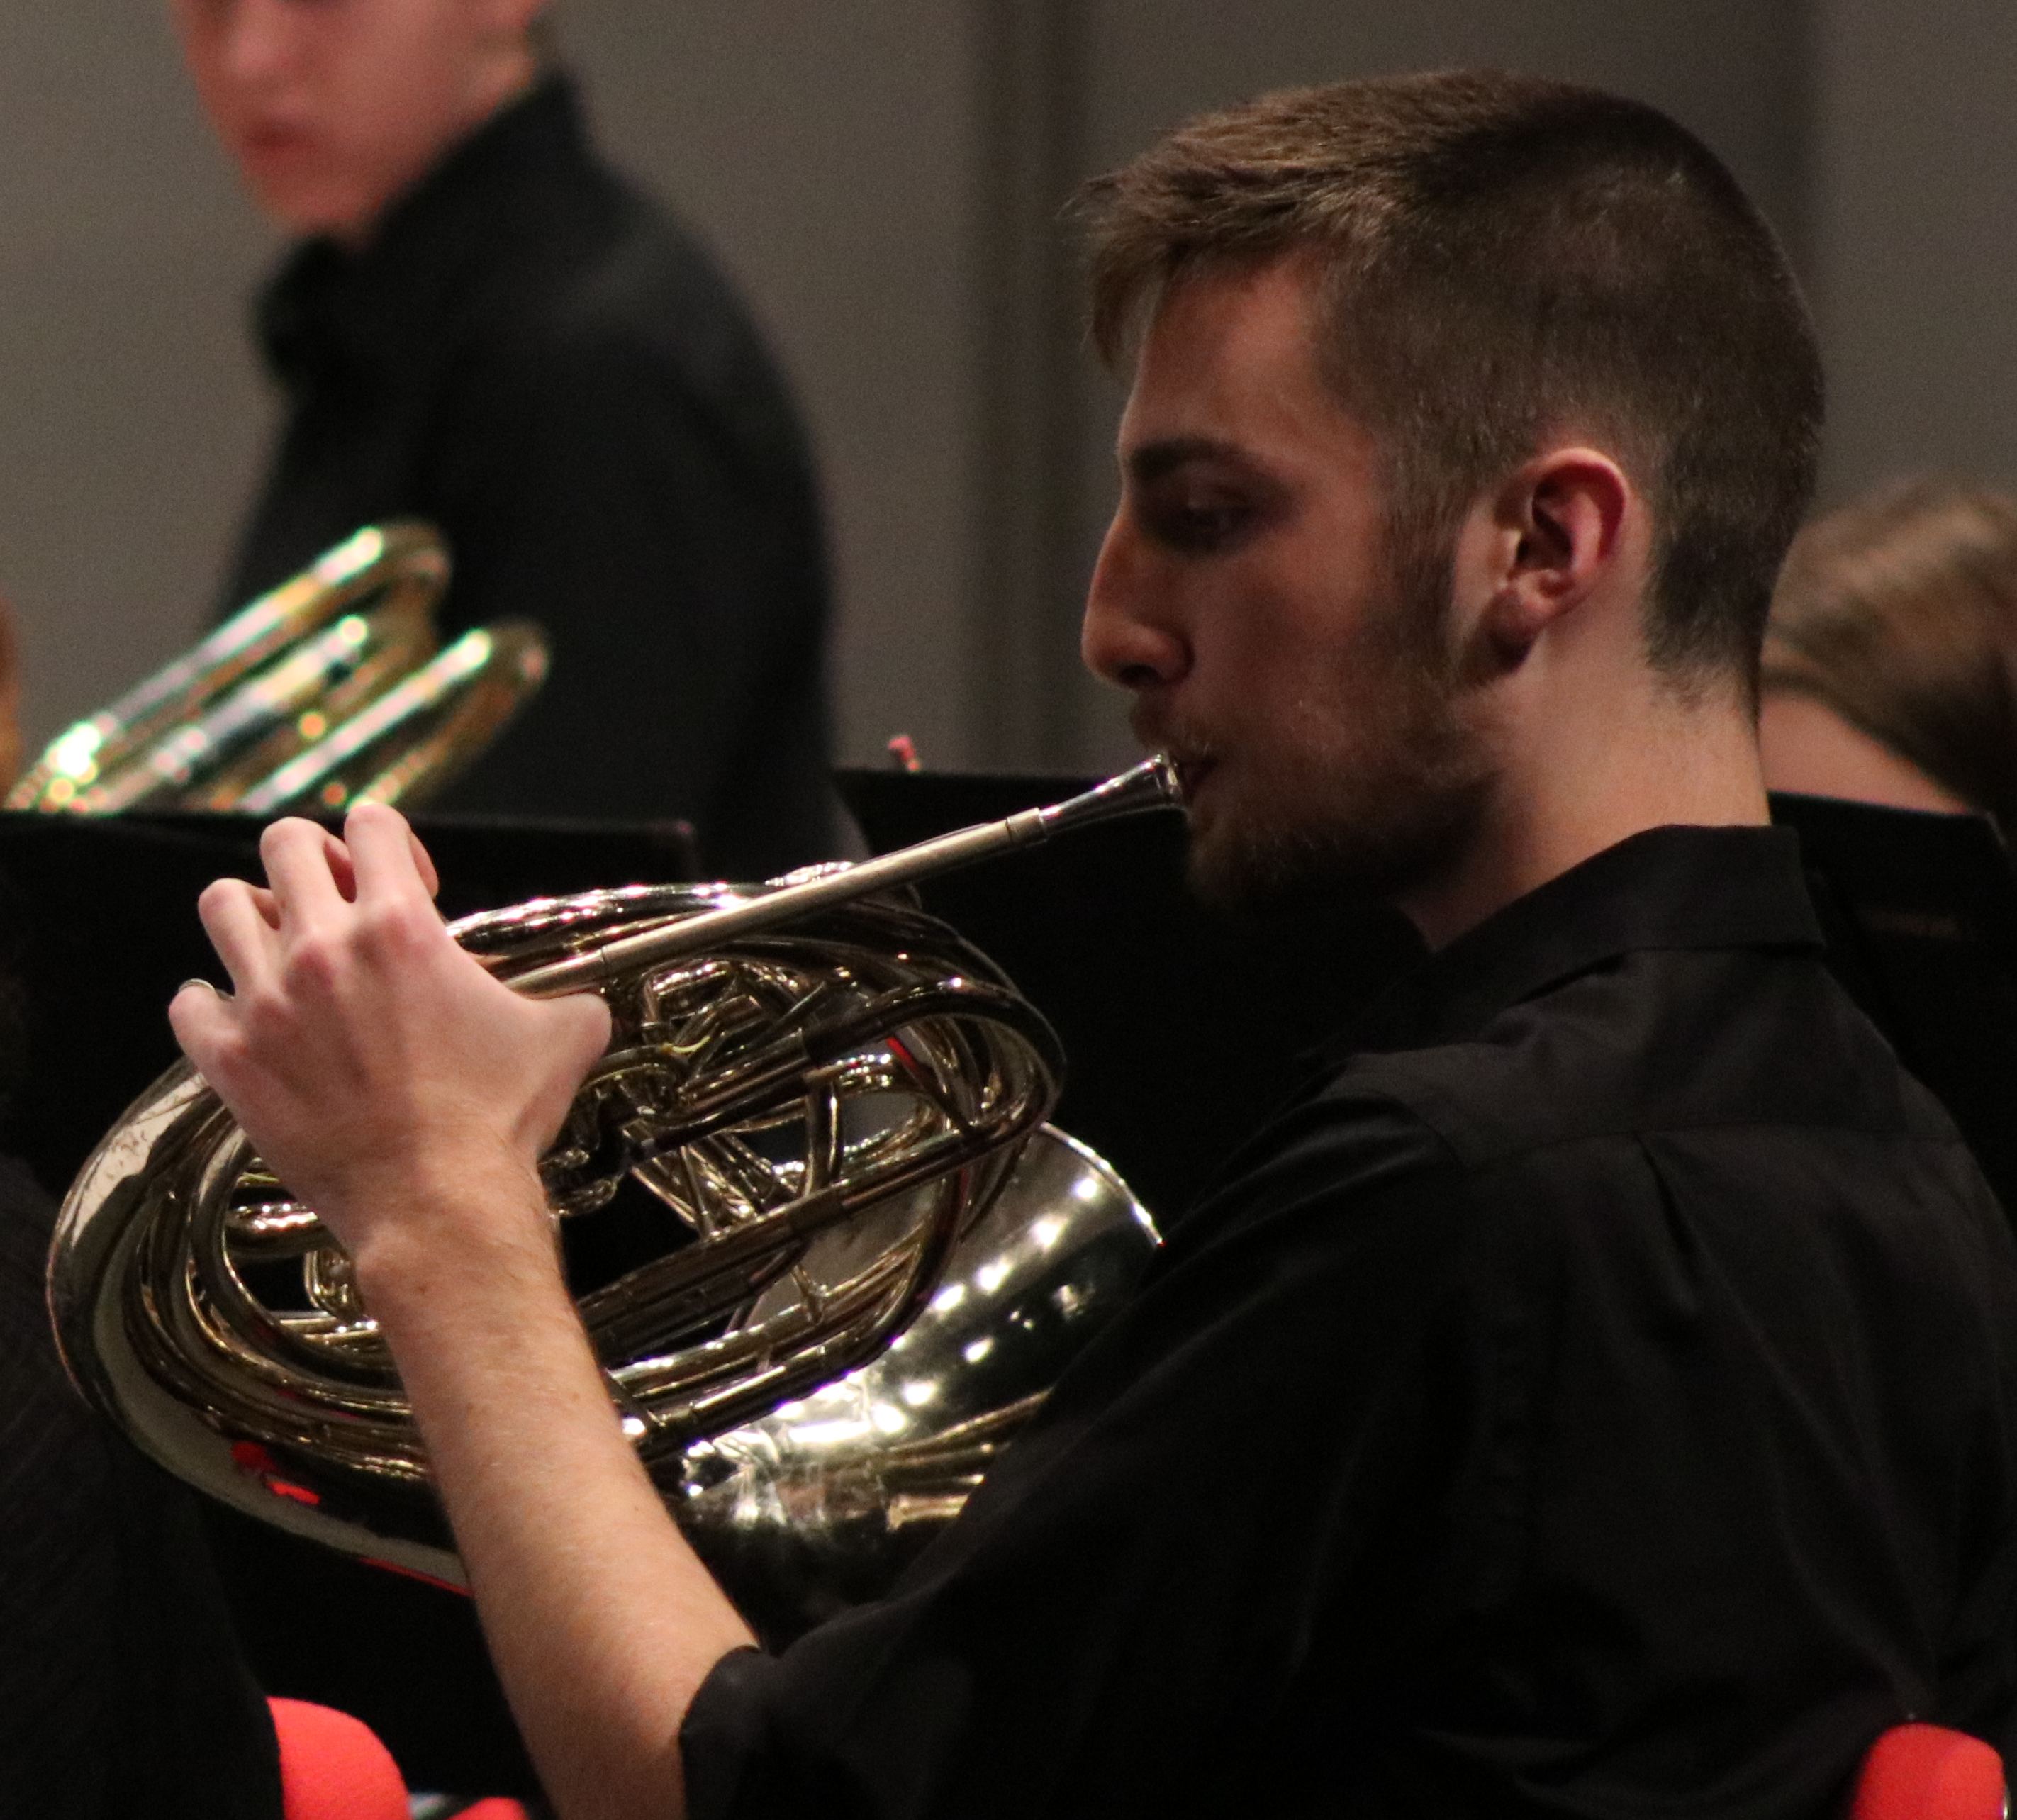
left=172, top=0, right=840, bottom=878
left=1760, top=479, right=2017, bottom=830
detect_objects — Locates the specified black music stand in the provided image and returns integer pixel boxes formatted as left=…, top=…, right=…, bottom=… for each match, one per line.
left=1767, top=791, right=2017, bottom=1212
left=0, top=810, right=696, bottom=1202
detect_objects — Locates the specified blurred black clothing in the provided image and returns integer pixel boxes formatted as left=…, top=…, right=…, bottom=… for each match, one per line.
left=0, top=1154, right=281, bottom=1819
left=225, top=75, right=837, bottom=880
left=681, top=825, right=2017, bottom=1819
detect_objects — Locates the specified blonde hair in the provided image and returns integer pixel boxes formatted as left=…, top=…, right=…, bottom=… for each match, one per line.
left=1765, top=478, right=2017, bottom=827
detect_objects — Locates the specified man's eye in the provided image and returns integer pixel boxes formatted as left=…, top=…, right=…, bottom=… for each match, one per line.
left=1148, top=496, right=1251, bottom=553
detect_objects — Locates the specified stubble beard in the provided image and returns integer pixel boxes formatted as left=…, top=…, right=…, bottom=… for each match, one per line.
left=1180, top=552, right=1497, bottom=917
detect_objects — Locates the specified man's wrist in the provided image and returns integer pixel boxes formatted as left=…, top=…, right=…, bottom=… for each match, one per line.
left=345, top=1152, right=567, bottom=1335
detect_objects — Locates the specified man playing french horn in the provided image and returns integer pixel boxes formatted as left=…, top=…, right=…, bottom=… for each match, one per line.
left=172, top=72, right=2017, bottom=1820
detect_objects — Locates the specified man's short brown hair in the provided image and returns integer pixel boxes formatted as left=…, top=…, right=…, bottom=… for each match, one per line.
left=1081, top=70, right=1823, bottom=692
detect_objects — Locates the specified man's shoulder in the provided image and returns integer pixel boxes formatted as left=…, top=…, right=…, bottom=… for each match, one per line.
left=1177, top=934, right=1992, bottom=1281
left=451, top=175, right=805, bottom=460
left=530, top=179, right=760, bottom=351
left=1333, top=939, right=1948, bottom=1172
left=1173, top=1071, right=1470, bottom=1268
left=1164, top=934, right=2008, bottom=1361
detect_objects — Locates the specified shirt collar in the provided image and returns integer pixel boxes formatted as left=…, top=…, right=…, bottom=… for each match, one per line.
left=257, top=74, right=589, bottom=391
left=1328, top=823, right=1823, bottom=1061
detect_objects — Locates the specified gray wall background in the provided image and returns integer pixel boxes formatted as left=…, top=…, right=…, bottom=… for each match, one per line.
left=0, top=1, right=2004, bottom=780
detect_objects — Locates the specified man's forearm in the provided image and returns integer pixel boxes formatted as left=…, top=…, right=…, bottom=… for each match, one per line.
left=354, top=1162, right=755, bottom=1820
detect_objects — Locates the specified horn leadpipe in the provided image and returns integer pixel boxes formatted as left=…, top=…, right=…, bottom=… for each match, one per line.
left=510, top=754, right=1183, bottom=999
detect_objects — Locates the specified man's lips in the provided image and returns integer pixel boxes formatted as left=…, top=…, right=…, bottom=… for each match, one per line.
left=1169, top=754, right=1216, bottom=808
left=1128, top=707, right=1217, bottom=809
left=240, top=121, right=316, bottom=161
left=1137, top=726, right=1210, bottom=811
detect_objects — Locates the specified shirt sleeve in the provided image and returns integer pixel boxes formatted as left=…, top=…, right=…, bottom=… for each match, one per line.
left=678, top=1086, right=1487, bottom=1819
left=417, top=279, right=837, bottom=878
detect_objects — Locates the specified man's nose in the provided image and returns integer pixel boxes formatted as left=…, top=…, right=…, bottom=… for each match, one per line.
left=223, top=0, right=295, bottom=85
left=1080, top=515, right=1188, bottom=691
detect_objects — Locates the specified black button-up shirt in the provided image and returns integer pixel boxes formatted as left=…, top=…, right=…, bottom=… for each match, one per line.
left=680, top=825, right=2017, bottom=1817
left=226, top=77, right=837, bottom=878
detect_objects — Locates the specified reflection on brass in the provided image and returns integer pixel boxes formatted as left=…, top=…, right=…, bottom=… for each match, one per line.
left=679, top=1126, right=1156, bottom=1642
left=7, top=522, right=547, bottom=817
left=49, top=763, right=1179, bottom=1634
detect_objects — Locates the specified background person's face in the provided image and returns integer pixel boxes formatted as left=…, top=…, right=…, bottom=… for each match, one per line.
left=1080, top=261, right=1494, bottom=912
left=171, top=0, right=534, bottom=242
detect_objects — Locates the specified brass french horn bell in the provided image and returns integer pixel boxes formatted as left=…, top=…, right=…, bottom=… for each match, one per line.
left=49, top=759, right=1181, bottom=1641
left=7, top=521, right=547, bottom=817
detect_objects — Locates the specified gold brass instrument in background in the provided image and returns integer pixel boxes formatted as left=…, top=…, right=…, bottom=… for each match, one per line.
left=49, top=759, right=1180, bottom=1643
left=6, top=522, right=547, bottom=817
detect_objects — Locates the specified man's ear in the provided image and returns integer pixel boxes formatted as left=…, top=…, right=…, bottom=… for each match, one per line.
left=1470, top=447, right=1633, bottom=666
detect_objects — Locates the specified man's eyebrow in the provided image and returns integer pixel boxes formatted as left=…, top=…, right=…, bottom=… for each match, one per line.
left=1124, top=436, right=1253, bottom=485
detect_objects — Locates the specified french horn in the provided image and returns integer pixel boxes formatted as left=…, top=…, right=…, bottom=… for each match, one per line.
left=7, top=522, right=547, bottom=817
left=49, top=759, right=1180, bottom=1643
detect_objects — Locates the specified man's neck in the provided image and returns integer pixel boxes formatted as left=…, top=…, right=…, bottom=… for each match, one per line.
left=330, top=52, right=542, bottom=252
left=1395, top=683, right=1770, bottom=949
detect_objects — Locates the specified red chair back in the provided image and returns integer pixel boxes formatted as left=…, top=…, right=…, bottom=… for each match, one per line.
left=269, top=1697, right=409, bottom=1820
left=267, top=1697, right=535, bottom=1820
left=1848, top=1723, right=2006, bottom=1820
